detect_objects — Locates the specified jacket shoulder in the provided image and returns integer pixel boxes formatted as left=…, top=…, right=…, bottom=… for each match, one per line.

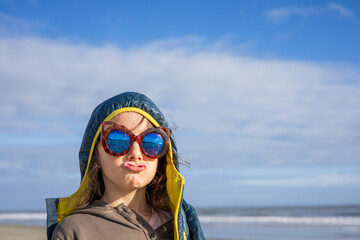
left=182, top=200, right=206, bottom=240
left=51, top=214, right=84, bottom=240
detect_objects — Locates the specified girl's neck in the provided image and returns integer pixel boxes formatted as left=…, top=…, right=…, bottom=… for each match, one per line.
left=101, top=187, right=152, bottom=221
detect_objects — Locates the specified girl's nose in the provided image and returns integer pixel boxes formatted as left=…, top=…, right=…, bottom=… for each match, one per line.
left=126, top=141, right=143, bottom=161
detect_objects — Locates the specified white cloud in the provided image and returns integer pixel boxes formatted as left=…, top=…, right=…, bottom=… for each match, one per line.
left=0, top=36, right=359, bottom=169
left=265, top=3, right=354, bottom=21
left=0, top=11, right=45, bottom=35
left=185, top=166, right=360, bottom=187
left=0, top=161, right=21, bottom=170
left=327, top=3, right=354, bottom=17
left=237, top=174, right=360, bottom=187
left=265, top=7, right=319, bottom=21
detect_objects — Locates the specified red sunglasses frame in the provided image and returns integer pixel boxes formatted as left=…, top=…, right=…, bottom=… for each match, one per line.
left=101, top=121, right=169, bottom=159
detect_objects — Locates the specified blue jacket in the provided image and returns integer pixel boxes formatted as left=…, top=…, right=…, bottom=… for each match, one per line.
left=46, top=92, right=205, bottom=240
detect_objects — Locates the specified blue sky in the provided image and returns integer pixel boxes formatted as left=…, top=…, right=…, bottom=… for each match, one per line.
left=0, top=0, right=359, bottom=210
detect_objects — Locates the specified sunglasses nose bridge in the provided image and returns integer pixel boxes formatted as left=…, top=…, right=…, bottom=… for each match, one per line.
left=132, top=135, right=145, bottom=153
left=133, top=135, right=141, bottom=144
left=126, top=135, right=144, bottom=160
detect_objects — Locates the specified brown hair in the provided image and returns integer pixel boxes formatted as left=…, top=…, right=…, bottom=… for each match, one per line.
left=145, top=155, right=169, bottom=210
left=77, top=147, right=104, bottom=208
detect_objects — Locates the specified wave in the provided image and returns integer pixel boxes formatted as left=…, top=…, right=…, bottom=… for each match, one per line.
left=199, top=215, right=360, bottom=226
left=0, top=213, right=46, bottom=221
left=2, top=213, right=360, bottom=228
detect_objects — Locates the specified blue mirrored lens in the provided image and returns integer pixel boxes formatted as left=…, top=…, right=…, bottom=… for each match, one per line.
left=142, top=133, right=164, bottom=156
left=106, top=130, right=130, bottom=154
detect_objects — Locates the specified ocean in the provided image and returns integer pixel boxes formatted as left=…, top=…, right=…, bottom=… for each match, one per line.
left=1, top=205, right=360, bottom=240
left=197, top=205, right=360, bottom=240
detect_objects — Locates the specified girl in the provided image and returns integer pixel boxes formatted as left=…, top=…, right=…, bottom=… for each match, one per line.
left=46, top=92, right=204, bottom=240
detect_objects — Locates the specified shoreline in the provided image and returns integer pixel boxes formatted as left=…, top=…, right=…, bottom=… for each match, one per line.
left=0, top=224, right=234, bottom=240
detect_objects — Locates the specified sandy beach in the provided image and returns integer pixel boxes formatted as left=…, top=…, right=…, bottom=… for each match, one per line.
left=0, top=225, right=46, bottom=240
left=0, top=224, right=230, bottom=240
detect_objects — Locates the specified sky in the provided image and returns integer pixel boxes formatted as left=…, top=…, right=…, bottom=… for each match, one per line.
left=0, top=0, right=359, bottom=210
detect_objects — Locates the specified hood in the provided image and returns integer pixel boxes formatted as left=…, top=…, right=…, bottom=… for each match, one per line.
left=56, top=92, right=185, bottom=238
left=79, top=92, right=179, bottom=180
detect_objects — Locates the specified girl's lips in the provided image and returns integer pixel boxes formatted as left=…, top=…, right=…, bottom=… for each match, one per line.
left=124, top=162, right=146, bottom=172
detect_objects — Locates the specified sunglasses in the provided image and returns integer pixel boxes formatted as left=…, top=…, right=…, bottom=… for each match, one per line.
left=101, top=121, right=169, bottom=159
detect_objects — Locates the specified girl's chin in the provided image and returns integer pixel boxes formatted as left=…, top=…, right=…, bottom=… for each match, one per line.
left=104, top=174, right=154, bottom=191
left=121, top=179, right=151, bottom=190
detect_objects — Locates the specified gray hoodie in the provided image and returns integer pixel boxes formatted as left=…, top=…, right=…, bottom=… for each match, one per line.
left=52, top=200, right=173, bottom=240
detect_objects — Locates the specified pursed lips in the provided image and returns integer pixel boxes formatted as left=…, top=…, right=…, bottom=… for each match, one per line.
left=124, top=162, right=147, bottom=172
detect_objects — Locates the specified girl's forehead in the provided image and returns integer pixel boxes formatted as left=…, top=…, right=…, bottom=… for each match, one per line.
left=109, top=112, right=152, bottom=133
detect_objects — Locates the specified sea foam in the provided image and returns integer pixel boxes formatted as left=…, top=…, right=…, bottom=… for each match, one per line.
left=0, top=213, right=46, bottom=221
left=199, top=215, right=360, bottom=226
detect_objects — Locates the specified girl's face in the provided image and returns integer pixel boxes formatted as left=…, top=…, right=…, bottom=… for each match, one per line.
left=97, top=112, right=159, bottom=193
